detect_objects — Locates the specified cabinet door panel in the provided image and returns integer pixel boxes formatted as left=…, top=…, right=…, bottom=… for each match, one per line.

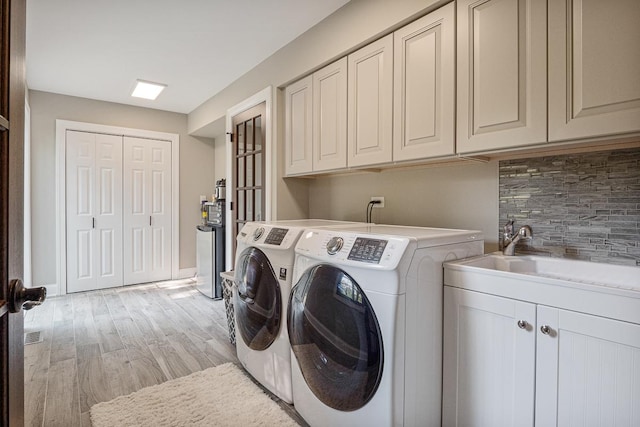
left=393, top=2, right=454, bottom=161
left=284, top=75, right=313, bottom=175
left=536, top=306, right=640, bottom=427
left=348, top=34, right=393, bottom=167
left=549, top=0, right=640, bottom=141
left=457, top=0, right=546, bottom=153
left=443, top=287, right=536, bottom=427
left=313, top=57, right=347, bottom=172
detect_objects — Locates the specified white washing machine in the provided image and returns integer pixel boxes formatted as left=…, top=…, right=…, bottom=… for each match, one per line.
left=233, top=219, right=363, bottom=404
left=288, top=224, right=483, bottom=426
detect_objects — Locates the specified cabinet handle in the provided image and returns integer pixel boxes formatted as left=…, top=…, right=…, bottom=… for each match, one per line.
left=92, top=217, right=96, bottom=229
left=517, top=320, right=528, bottom=329
left=149, top=216, right=152, bottom=226
left=540, top=325, right=552, bottom=335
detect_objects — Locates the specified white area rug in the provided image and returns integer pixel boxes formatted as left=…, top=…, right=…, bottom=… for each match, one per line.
left=90, top=363, right=299, bottom=427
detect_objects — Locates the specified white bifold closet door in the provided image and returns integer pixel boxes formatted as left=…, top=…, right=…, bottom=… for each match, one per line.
left=123, top=136, right=172, bottom=285
left=66, top=131, right=123, bottom=293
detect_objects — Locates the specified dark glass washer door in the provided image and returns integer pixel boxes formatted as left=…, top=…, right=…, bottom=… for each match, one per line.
left=288, top=264, right=383, bottom=412
left=234, top=247, right=282, bottom=351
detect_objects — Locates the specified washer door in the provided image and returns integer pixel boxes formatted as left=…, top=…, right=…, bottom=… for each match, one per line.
left=234, top=247, right=281, bottom=351
left=288, top=264, right=383, bottom=411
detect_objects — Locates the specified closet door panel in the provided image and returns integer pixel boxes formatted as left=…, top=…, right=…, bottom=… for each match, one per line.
left=66, top=131, right=123, bottom=292
left=66, top=131, right=97, bottom=292
left=124, top=137, right=149, bottom=285
left=123, top=137, right=171, bottom=285
left=76, top=230, right=93, bottom=281
left=147, top=139, right=172, bottom=282
left=95, top=134, right=123, bottom=288
left=131, top=228, right=145, bottom=273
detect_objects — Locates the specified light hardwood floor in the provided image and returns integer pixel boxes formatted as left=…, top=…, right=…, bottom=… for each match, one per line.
left=23, top=279, right=304, bottom=426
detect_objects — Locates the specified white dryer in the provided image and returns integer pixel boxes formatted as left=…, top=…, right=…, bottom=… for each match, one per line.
left=233, top=219, right=362, bottom=404
left=288, top=224, right=483, bottom=426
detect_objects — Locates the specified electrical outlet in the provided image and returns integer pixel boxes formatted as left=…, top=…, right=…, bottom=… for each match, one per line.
left=371, top=196, right=385, bottom=208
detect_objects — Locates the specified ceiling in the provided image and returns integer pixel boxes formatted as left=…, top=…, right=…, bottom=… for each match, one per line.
left=26, top=0, right=350, bottom=114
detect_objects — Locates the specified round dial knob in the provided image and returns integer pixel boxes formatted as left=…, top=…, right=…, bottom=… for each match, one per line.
left=253, top=227, right=265, bottom=241
left=326, top=237, right=344, bottom=255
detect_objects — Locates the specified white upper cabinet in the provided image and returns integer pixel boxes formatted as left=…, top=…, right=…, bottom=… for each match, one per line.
left=282, top=0, right=640, bottom=176
left=284, top=75, right=313, bottom=175
left=393, top=2, right=455, bottom=161
left=457, top=0, right=547, bottom=153
left=313, top=57, right=348, bottom=172
left=348, top=34, right=393, bottom=167
left=548, top=0, right=640, bottom=141
left=284, top=59, right=347, bottom=176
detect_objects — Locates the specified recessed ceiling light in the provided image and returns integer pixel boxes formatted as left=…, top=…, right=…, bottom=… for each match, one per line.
left=131, top=79, right=167, bottom=100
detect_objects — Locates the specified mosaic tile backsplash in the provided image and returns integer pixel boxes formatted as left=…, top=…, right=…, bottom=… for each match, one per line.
left=499, top=148, right=640, bottom=266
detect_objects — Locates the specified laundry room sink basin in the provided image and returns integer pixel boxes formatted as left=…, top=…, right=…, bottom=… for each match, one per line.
left=452, top=254, right=640, bottom=289
left=444, top=254, right=640, bottom=324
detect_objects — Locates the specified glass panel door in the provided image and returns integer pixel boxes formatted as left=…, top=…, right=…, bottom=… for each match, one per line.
left=231, top=102, right=266, bottom=257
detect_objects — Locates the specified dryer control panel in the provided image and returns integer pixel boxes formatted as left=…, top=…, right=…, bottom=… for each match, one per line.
left=347, top=237, right=388, bottom=263
left=237, top=222, right=304, bottom=251
left=296, top=229, right=411, bottom=269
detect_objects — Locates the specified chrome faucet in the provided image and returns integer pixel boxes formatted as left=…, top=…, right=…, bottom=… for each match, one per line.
left=502, top=220, right=532, bottom=256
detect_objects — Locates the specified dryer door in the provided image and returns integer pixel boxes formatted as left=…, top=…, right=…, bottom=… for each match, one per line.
left=288, top=264, right=383, bottom=411
left=234, top=247, right=282, bottom=350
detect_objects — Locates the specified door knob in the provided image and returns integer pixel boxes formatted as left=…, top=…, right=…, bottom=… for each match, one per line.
left=8, top=279, right=47, bottom=313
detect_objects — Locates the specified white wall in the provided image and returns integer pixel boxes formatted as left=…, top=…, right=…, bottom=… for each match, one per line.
left=308, top=162, right=500, bottom=252
left=213, top=135, right=226, bottom=180
left=189, top=0, right=447, bottom=136
left=29, top=90, right=216, bottom=288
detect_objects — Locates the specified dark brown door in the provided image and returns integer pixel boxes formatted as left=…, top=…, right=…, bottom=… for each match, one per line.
left=1, top=0, right=45, bottom=424
left=230, top=102, right=266, bottom=257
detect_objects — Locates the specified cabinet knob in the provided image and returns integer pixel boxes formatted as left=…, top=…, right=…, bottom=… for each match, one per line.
left=540, top=325, right=552, bottom=335
left=517, top=320, right=528, bottom=329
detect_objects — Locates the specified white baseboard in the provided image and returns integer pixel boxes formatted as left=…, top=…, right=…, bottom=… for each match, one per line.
left=177, top=268, right=197, bottom=279
left=43, top=283, right=59, bottom=298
